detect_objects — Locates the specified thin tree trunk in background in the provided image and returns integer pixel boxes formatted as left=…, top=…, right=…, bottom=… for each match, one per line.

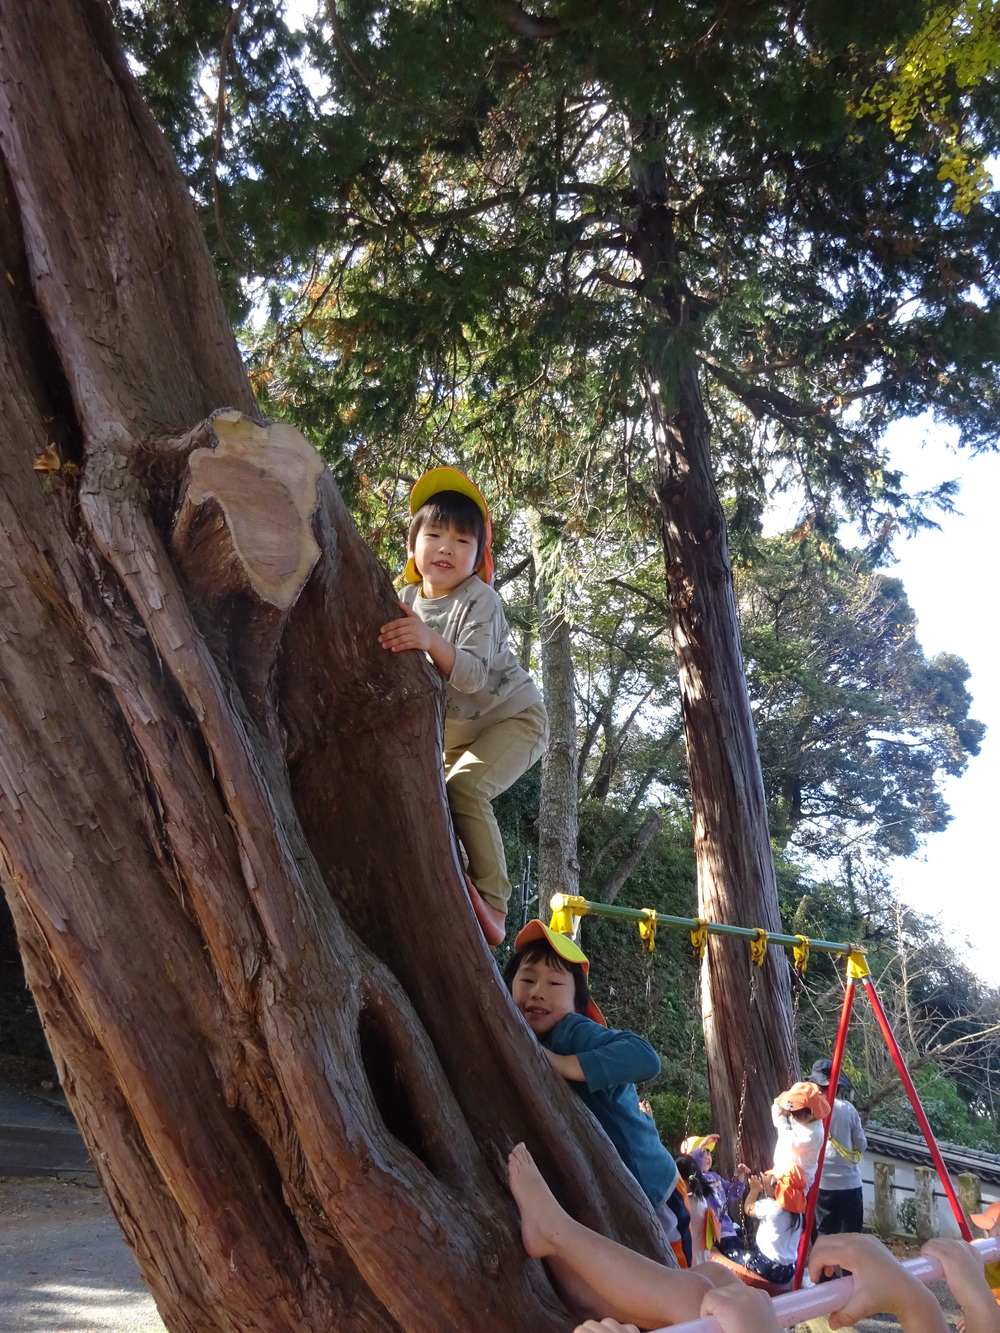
left=600, top=809, right=666, bottom=905
left=631, top=141, right=796, bottom=1174
left=520, top=556, right=536, bottom=671
left=0, top=6, right=669, bottom=1330
left=530, top=512, right=580, bottom=907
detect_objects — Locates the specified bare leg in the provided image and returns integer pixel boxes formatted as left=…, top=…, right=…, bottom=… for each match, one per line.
left=509, top=1143, right=713, bottom=1328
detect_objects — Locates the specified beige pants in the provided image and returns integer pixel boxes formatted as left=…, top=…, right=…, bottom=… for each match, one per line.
left=443, top=702, right=548, bottom=912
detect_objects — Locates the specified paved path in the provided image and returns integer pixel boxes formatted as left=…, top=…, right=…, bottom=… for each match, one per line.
left=0, top=1087, right=93, bottom=1182
left=0, top=1177, right=165, bottom=1333
left=0, top=1085, right=164, bottom=1332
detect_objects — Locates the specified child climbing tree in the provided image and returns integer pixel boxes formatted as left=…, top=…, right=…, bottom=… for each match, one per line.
left=0, top=3, right=668, bottom=1330
left=138, top=0, right=1000, bottom=1172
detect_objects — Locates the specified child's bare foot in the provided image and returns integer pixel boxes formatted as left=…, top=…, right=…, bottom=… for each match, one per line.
left=508, top=1142, right=570, bottom=1260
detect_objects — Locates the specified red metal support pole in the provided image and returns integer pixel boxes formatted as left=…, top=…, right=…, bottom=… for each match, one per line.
left=793, top=972, right=857, bottom=1289
left=861, top=974, right=974, bottom=1242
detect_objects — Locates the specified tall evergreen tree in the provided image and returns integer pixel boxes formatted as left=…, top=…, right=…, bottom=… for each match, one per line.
left=128, top=0, right=1000, bottom=1164
left=738, top=536, right=985, bottom=859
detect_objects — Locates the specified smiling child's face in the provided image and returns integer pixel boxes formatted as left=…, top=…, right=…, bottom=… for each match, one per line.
left=410, top=521, right=479, bottom=597
left=511, top=954, right=578, bottom=1037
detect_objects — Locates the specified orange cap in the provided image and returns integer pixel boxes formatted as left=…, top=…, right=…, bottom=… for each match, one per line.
left=775, top=1081, right=831, bottom=1121
left=512, top=919, right=606, bottom=1026
left=403, top=466, right=494, bottom=585
left=772, top=1166, right=808, bottom=1213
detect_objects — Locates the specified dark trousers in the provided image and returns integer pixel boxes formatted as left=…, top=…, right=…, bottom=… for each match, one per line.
left=815, top=1185, right=864, bottom=1235
left=744, top=1249, right=794, bottom=1285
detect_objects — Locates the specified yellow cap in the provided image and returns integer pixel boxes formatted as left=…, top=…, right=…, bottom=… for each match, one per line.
left=403, top=466, right=494, bottom=585
left=680, top=1134, right=720, bottom=1155
left=512, top=919, right=606, bottom=1026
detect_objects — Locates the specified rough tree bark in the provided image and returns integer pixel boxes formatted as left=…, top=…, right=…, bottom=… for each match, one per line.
left=630, top=144, right=797, bottom=1174
left=529, top=512, right=580, bottom=904
left=0, top=4, right=669, bottom=1330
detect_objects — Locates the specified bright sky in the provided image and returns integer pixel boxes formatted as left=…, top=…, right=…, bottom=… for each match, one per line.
left=879, top=423, right=1000, bottom=989
left=762, top=420, right=1000, bottom=988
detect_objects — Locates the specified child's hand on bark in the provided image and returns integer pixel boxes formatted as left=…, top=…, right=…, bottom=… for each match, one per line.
left=378, top=603, right=432, bottom=653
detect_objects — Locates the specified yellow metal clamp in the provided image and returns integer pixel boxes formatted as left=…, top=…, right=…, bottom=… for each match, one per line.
left=793, top=935, right=811, bottom=974
left=750, top=928, right=769, bottom=968
left=549, top=893, right=590, bottom=935
left=690, top=918, right=709, bottom=961
left=638, top=909, right=658, bottom=953
left=846, top=946, right=870, bottom=980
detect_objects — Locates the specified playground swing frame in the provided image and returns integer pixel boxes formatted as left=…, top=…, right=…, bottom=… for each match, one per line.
left=545, top=892, right=977, bottom=1294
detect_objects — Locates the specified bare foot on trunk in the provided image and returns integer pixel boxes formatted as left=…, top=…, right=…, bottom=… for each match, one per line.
left=508, top=1142, right=571, bottom=1260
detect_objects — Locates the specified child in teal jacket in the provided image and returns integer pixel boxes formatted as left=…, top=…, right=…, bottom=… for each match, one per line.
left=504, top=919, right=687, bottom=1254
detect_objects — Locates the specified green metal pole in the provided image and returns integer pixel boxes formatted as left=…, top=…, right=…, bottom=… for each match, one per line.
left=548, top=893, right=855, bottom=957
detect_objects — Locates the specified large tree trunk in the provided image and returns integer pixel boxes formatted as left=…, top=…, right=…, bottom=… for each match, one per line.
left=0, top=4, right=669, bottom=1330
left=529, top=512, right=580, bottom=904
left=631, top=144, right=797, bottom=1174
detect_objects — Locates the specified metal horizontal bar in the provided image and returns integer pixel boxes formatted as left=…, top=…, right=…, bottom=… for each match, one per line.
left=658, top=1236, right=1000, bottom=1333
left=549, top=894, right=856, bottom=956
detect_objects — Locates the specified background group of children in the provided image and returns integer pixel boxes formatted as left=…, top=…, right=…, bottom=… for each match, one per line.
left=501, top=918, right=1000, bottom=1331
left=382, top=467, right=999, bottom=1329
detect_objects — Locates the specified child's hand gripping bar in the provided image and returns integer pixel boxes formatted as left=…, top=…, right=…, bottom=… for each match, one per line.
left=652, top=1235, right=1000, bottom=1333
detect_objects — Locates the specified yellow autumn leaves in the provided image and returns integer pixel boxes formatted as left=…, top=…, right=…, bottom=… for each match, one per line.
left=850, top=1, right=1000, bottom=212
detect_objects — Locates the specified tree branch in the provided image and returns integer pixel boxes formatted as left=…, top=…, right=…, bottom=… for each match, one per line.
left=497, top=1, right=564, bottom=39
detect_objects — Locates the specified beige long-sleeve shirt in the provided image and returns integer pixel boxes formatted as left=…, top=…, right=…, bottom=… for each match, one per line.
left=401, top=575, right=544, bottom=748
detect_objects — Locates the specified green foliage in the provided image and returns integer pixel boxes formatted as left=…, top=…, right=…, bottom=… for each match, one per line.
left=850, top=2, right=1000, bottom=212
left=875, top=1063, right=1000, bottom=1151
left=645, top=1092, right=714, bottom=1156
left=576, top=818, right=708, bottom=1107
left=117, top=0, right=1000, bottom=557
left=738, top=535, right=984, bottom=859
left=897, top=1195, right=918, bottom=1235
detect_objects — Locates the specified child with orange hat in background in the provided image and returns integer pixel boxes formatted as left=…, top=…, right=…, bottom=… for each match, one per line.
left=734, top=1080, right=831, bottom=1286
left=379, top=468, right=547, bottom=947
left=739, top=1168, right=808, bottom=1286
left=504, top=920, right=690, bottom=1261
left=769, top=1079, right=832, bottom=1203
